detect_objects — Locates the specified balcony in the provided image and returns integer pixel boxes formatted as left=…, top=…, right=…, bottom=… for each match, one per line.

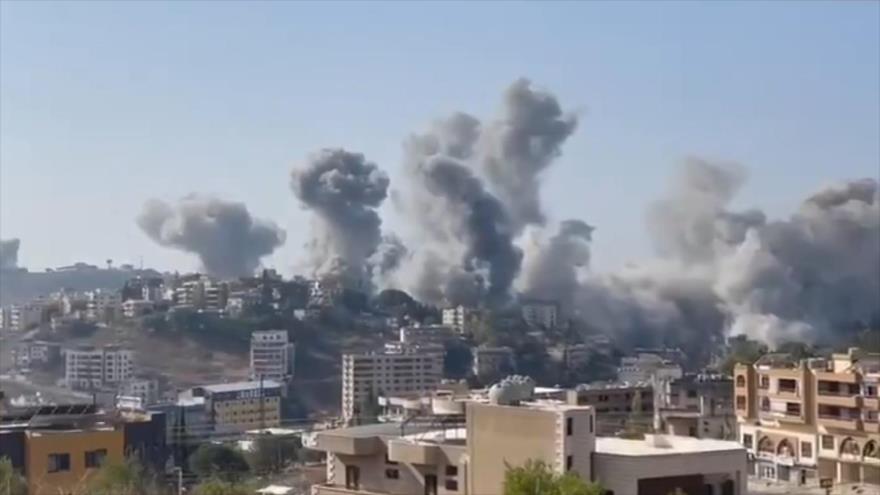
left=387, top=439, right=444, bottom=465
left=816, top=393, right=861, bottom=409
left=817, top=415, right=861, bottom=431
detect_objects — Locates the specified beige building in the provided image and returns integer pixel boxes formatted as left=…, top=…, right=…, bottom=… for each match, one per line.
left=250, top=330, right=296, bottom=382
left=735, top=347, right=879, bottom=487
left=309, top=387, right=746, bottom=495
left=184, top=380, right=283, bottom=433
left=567, top=381, right=655, bottom=436
left=342, top=348, right=443, bottom=423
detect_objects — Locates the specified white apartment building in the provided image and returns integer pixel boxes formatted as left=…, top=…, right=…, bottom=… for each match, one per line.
left=521, top=299, right=559, bottom=329
left=472, top=346, right=516, bottom=379
left=250, top=330, right=296, bottom=382
left=1, top=304, right=43, bottom=332
left=619, top=352, right=684, bottom=384
left=398, top=324, right=455, bottom=347
left=122, top=299, right=154, bottom=318
left=341, top=348, right=444, bottom=422
left=118, top=377, right=160, bottom=406
left=64, top=345, right=134, bottom=390
left=85, top=289, right=121, bottom=322
left=441, top=305, right=478, bottom=334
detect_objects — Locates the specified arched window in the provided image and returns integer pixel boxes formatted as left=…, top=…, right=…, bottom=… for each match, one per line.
left=777, top=439, right=793, bottom=457
left=864, top=441, right=879, bottom=460
left=736, top=375, right=746, bottom=387
left=758, top=436, right=774, bottom=454
left=760, top=397, right=770, bottom=412
left=840, top=437, right=860, bottom=457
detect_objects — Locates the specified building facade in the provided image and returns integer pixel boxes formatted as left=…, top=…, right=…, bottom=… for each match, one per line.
left=568, top=382, right=655, bottom=436
left=618, top=352, right=684, bottom=384
left=84, top=289, right=120, bottom=322
left=520, top=300, right=558, bottom=329
left=250, top=330, right=296, bottom=382
left=441, top=305, right=478, bottom=335
left=735, top=348, right=879, bottom=487
left=63, top=345, right=134, bottom=390
left=191, top=380, right=283, bottom=433
left=471, top=346, right=515, bottom=381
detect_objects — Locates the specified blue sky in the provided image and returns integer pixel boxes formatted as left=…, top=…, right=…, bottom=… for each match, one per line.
left=1, top=1, right=878, bottom=274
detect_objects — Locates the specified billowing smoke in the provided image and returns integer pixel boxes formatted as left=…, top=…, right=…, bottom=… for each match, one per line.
left=370, top=233, right=408, bottom=288
left=519, top=220, right=593, bottom=312
left=137, top=195, right=285, bottom=278
left=291, top=149, right=390, bottom=286
left=0, top=238, right=21, bottom=269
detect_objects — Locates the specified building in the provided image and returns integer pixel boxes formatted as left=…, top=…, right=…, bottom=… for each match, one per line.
left=118, top=377, right=161, bottom=406
left=84, top=289, right=120, bottom=322
left=184, top=380, right=283, bottom=434
left=471, top=346, right=515, bottom=380
left=250, top=330, right=296, bottom=382
left=618, top=352, right=684, bottom=384
left=121, top=299, right=154, bottom=318
left=735, top=347, right=879, bottom=487
left=0, top=403, right=166, bottom=495
left=308, top=380, right=747, bottom=495
left=12, top=340, right=62, bottom=369
left=441, top=305, right=478, bottom=335
left=63, top=345, right=134, bottom=390
left=2, top=304, right=43, bottom=332
left=398, top=324, right=455, bottom=347
left=342, top=348, right=444, bottom=423
left=549, top=343, right=591, bottom=370
left=520, top=299, right=558, bottom=329
left=568, top=381, right=655, bottom=436
left=173, top=276, right=228, bottom=310
left=655, top=373, right=736, bottom=440
left=227, top=290, right=261, bottom=317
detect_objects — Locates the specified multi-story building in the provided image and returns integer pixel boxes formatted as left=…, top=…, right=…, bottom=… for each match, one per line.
left=173, top=276, right=228, bottom=311
left=121, top=299, right=154, bottom=318
left=398, top=324, right=455, bottom=347
left=84, top=289, right=120, bottom=322
left=2, top=304, right=43, bottom=332
left=735, top=347, right=879, bottom=487
left=118, top=377, right=161, bottom=407
left=520, top=299, right=559, bottom=329
left=342, top=348, right=444, bottom=423
left=63, top=345, right=134, bottom=390
left=655, top=373, right=735, bottom=440
left=309, top=381, right=748, bottom=495
left=185, top=380, right=283, bottom=434
left=226, top=290, right=261, bottom=317
left=441, top=305, right=478, bottom=335
left=12, top=339, right=62, bottom=369
left=250, top=330, right=296, bottom=382
left=549, top=343, right=590, bottom=370
left=567, top=381, right=655, bottom=436
left=618, top=352, right=684, bottom=384
left=471, top=346, right=515, bottom=380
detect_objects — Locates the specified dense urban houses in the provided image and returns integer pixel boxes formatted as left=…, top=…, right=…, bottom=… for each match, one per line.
left=618, top=351, right=684, bottom=384
left=734, top=347, right=879, bottom=487
left=250, top=330, right=296, bottom=382
left=654, top=373, right=736, bottom=440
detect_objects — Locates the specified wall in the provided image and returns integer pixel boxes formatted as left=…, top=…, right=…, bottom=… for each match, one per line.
left=593, top=449, right=746, bottom=495
left=25, top=428, right=124, bottom=495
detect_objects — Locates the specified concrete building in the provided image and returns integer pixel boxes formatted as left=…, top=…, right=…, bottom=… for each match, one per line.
left=441, top=305, right=478, bottom=335
left=549, top=343, right=591, bottom=370
left=121, top=299, right=154, bottom=318
left=520, top=299, right=558, bottom=329
left=342, top=348, right=443, bottom=423
left=309, top=384, right=747, bottom=495
left=84, top=289, right=120, bottom=322
left=655, top=373, right=736, bottom=440
left=2, top=304, right=43, bottom=332
left=173, top=276, right=228, bottom=310
left=568, top=381, right=655, bottom=436
left=618, top=352, right=684, bottom=384
left=12, top=340, right=62, bottom=369
left=227, top=290, right=261, bottom=317
left=735, top=348, right=879, bottom=488
left=118, top=377, right=161, bottom=406
left=471, top=346, right=515, bottom=380
left=63, top=345, right=134, bottom=390
left=250, top=330, right=296, bottom=382
left=185, top=380, right=283, bottom=434
left=398, top=324, right=455, bottom=347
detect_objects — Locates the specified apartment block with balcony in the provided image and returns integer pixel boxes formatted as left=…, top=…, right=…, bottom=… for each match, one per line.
left=63, top=345, right=134, bottom=391
left=250, top=330, right=296, bottom=382
left=734, top=348, right=879, bottom=487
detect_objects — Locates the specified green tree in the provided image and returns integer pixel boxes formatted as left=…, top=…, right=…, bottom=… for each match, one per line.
left=188, top=444, right=250, bottom=482
left=191, top=480, right=251, bottom=495
left=504, top=459, right=605, bottom=495
left=85, top=459, right=166, bottom=495
left=0, top=457, right=27, bottom=495
left=248, top=434, right=301, bottom=474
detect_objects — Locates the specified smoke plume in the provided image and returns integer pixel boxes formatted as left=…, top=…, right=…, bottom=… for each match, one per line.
left=291, top=148, right=390, bottom=286
left=137, top=195, right=285, bottom=278
left=0, top=238, right=20, bottom=269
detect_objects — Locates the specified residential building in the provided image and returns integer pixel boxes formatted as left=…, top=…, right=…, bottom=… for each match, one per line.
left=618, top=352, right=684, bottom=383
left=63, top=345, right=134, bottom=390
left=520, top=299, right=558, bottom=329
left=567, top=381, right=655, bottom=436
left=735, top=347, right=879, bottom=487
left=12, top=340, right=62, bottom=369
left=441, top=305, right=478, bottom=335
left=342, top=348, right=444, bottom=423
left=2, top=304, right=43, bottom=332
left=118, top=377, right=161, bottom=406
left=471, top=346, right=515, bottom=380
left=309, top=380, right=747, bottom=495
left=398, top=324, right=455, bottom=347
left=122, top=299, right=154, bottom=318
left=655, top=373, right=735, bottom=440
left=549, top=343, right=590, bottom=370
left=184, top=380, right=283, bottom=434
left=227, top=290, right=261, bottom=317
left=250, top=330, right=296, bottom=382
left=173, top=276, right=228, bottom=310
left=84, top=289, right=120, bottom=322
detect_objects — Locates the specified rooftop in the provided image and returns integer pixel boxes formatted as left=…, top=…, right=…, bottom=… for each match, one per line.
left=201, top=380, right=282, bottom=393
left=596, top=434, right=744, bottom=457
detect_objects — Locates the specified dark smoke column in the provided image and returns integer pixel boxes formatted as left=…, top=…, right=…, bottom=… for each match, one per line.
left=291, top=148, right=389, bottom=287
left=0, top=238, right=21, bottom=269
left=137, top=195, right=285, bottom=278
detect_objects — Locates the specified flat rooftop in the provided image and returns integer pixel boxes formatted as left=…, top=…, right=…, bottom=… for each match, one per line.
left=201, top=380, right=282, bottom=393
left=596, top=435, right=745, bottom=457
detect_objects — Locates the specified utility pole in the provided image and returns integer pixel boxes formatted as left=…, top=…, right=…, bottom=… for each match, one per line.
left=259, top=373, right=265, bottom=431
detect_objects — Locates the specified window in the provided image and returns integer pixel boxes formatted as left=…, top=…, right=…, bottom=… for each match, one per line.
left=385, top=468, right=399, bottom=479
left=566, top=417, right=573, bottom=436
left=446, top=465, right=458, bottom=477
left=743, top=434, right=753, bottom=448
left=345, top=465, right=360, bottom=490
left=736, top=396, right=746, bottom=410
left=822, top=435, right=834, bottom=450
left=785, top=402, right=801, bottom=416
left=778, top=378, right=797, bottom=394
left=801, top=441, right=812, bottom=458
left=85, top=449, right=107, bottom=468
left=736, top=375, right=746, bottom=387
left=445, top=478, right=459, bottom=491
left=566, top=455, right=573, bottom=471
left=47, top=453, right=70, bottom=473
left=589, top=414, right=594, bottom=433
left=759, top=375, right=769, bottom=389
left=760, top=397, right=770, bottom=411
left=687, top=389, right=698, bottom=398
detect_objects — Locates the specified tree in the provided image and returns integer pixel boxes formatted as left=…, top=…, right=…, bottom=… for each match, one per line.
left=84, top=459, right=166, bottom=495
left=0, top=457, right=27, bottom=495
left=188, top=444, right=250, bottom=482
left=191, top=480, right=251, bottom=495
left=504, top=459, right=605, bottom=495
left=248, top=434, right=300, bottom=474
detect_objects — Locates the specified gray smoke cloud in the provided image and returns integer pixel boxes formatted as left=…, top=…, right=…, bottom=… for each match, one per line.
left=137, top=195, right=285, bottom=278
left=370, top=233, right=408, bottom=288
left=519, top=220, right=593, bottom=312
left=291, top=148, right=390, bottom=286
left=0, top=238, right=21, bottom=269
left=481, top=78, right=578, bottom=230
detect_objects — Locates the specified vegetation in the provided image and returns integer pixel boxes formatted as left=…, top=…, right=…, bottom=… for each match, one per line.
left=84, top=459, right=166, bottom=495
left=0, top=458, right=27, bottom=495
left=191, top=480, right=252, bottom=495
left=188, top=444, right=250, bottom=482
left=248, top=434, right=301, bottom=474
left=504, top=459, right=605, bottom=495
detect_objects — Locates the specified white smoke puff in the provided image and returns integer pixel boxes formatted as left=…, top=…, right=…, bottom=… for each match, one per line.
left=137, top=195, right=286, bottom=278
left=291, top=148, right=390, bottom=286
left=0, top=238, right=20, bottom=269
left=728, top=313, right=815, bottom=346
